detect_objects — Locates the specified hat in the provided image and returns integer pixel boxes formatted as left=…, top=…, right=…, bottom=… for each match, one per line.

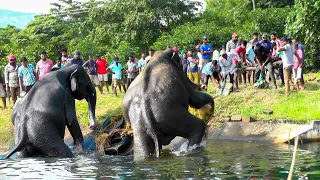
left=8, top=54, right=16, bottom=60
left=262, top=33, right=267, bottom=38
left=220, top=49, right=226, bottom=56
left=232, top=33, right=238, bottom=38
left=203, top=36, right=208, bottom=40
left=74, top=50, right=81, bottom=56
left=195, top=44, right=200, bottom=49
left=172, top=46, right=178, bottom=52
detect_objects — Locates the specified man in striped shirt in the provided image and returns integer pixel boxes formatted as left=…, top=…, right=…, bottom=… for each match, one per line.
left=18, top=57, right=37, bottom=94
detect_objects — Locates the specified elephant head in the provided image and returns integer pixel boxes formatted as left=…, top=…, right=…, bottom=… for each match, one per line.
left=67, top=64, right=97, bottom=128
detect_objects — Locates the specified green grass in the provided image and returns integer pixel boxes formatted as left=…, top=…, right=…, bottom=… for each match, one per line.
left=0, top=72, right=319, bottom=145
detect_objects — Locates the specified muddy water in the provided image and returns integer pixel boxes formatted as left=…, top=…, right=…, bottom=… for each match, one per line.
left=0, top=140, right=320, bottom=179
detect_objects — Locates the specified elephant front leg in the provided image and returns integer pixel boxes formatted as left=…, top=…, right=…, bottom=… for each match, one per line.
left=67, top=119, right=84, bottom=154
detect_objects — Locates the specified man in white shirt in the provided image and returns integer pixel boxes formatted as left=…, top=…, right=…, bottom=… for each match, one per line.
left=277, top=36, right=301, bottom=96
left=195, top=44, right=203, bottom=82
left=145, top=48, right=155, bottom=64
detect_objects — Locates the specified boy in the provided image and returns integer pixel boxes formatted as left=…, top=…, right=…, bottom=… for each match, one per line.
left=108, top=57, right=123, bottom=97
left=187, top=50, right=200, bottom=84
left=18, top=57, right=37, bottom=94
left=51, top=56, right=65, bottom=71
left=201, top=60, right=222, bottom=91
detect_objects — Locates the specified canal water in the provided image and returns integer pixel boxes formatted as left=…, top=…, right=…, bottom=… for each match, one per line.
left=0, top=140, right=319, bottom=179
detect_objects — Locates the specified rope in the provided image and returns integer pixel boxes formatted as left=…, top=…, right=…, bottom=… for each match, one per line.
left=287, top=136, right=299, bottom=180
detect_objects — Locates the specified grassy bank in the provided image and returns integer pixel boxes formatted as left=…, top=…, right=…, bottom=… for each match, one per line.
left=0, top=72, right=319, bottom=145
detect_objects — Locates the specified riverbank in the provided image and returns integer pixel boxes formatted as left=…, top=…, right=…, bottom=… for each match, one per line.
left=0, top=72, right=319, bottom=146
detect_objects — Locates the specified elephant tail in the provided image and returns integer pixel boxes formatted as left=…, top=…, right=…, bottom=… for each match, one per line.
left=6, top=116, right=26, bottom=158
left=142, top=100, right=160, bottom=157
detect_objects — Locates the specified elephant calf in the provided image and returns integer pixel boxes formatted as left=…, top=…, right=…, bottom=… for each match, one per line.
left=122, top=48, right=214, bottom=158
left=6, top=64, right=97, bottom=158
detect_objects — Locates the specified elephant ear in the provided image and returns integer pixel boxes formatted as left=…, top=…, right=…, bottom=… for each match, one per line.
left=70, top=69, right=79, bottom=92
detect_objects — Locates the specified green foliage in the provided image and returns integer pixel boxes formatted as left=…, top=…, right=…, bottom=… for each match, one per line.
left=153, top=0, right=289, bottom=51
left=286, top=0, right=320, bottom=69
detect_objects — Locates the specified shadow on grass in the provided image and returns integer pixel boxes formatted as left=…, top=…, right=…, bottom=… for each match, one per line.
left=96, top=107, right=123, bottom=125
left=306, top=82, right=320, bottom=91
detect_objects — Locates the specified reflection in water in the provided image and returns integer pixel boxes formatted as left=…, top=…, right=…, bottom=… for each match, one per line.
left=0, top=140, right=320, bottom=179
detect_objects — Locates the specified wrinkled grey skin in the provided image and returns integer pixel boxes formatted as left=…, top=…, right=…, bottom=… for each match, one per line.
left=122, top=48, right=214, bottom=158
left=6, top=64, right=96, bottom=158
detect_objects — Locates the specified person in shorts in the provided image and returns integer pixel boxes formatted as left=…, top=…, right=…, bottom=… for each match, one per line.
left=4, top=54, right=20, bottom=105
left=126, top=52, right=139, bottom=89
left=0, top=72, right=7, bottom=109
left=96, top=55, right=109, bottom=94
left=108, top=57, right=123, bottom=97
left=83, top=55, right=101, bottom=93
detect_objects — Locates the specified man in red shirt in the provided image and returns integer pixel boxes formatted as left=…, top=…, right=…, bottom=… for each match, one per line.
left=234, top=40, right=248, bottom=87
left=96, top=56, right=109, bottom=94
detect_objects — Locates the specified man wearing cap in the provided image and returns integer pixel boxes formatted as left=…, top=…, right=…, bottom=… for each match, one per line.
left=18, top=57, right=37, bottom=94
left=226, top=33, right=240, bottom=53
left=96, top=55, right=110, bottom=94
left=254, top=42, right=277, bottom=89
left=70, top=50, right=84, bottom=66
left=200, top=36, right=213, bottom=66
left=259, top=33, right=272, bottom=52
left=36, top=51, right=54, bottom=80
left=4, top=55, right=20, bottom=105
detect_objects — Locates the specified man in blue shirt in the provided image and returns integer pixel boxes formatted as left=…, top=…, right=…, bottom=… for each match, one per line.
left=187, top=50, right=199, bottom=84
left=70, top=50, right=84, bottom=66
left=259, top=34, right=272, bottom=52
left=108, top=57, right=124, bottom=96
left=200, top=36, right=213, bottom=66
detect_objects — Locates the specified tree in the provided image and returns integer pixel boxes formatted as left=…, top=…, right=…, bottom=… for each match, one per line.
left=286, top=0, right=320, bottom=69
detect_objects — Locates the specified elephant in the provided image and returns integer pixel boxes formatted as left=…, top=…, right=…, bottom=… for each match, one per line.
left=122, top=48, right=214, bottom=158
left=6, top=64, right=96, bottom=158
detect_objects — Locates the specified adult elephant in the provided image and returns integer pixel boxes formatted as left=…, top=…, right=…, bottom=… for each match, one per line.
left=122, top=48, right=214, bottom=158
left=6, top=64, right=96, bottom=158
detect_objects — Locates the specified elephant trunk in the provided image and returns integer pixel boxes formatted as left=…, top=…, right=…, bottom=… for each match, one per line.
left=86, top=83, right=97, bottom=129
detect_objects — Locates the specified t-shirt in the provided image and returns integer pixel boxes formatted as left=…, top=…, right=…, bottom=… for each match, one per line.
left=197, top=52, right=203, bottom=68
left=294, top=49, right=303, bottom=70
left=83, top=60, right=97, bottom=75
left=212, top=50, right=220, bottom=61
left=138, top=58, right=146, bottom=71
left=126, top=61, right=138, bottom=79
left=259, top=40, right=272, bottom=52
left=36, top=59, right=53, bottom=80
left=226, top=40, right=239, bottom=53
left=187, top=56, right=198, bottom=73
left=96, top=59, right=107, bottom=74
left=235, top=46, right=246, bottom=59
left=18, top=64, right=36, bottom=86
left=254, top=46, right=270, bottom=64
left=202, top=62, right=220, bottom=75
left=70, top=58, right=84, bottom=66
left=246, top=47, right=255, bottom=63
left=110, top=63, right=123, bottom=80
left=200, top=44, right=213, bottom=59
left=281, top=44, right=294, bottom=68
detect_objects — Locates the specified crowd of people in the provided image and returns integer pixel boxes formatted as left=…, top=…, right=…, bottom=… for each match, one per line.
left=180, top=32, right=304, bottom=95
left=0, top=31, right=305, bottom=110
left=0, top=48, right=156, bottom=109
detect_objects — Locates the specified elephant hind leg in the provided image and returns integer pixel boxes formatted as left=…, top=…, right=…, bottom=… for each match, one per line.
left=32, top=132, right=73, bottom=158
left=133, top=129, right=156, bottom=158
left=161, top=108, right=206, bottom=148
